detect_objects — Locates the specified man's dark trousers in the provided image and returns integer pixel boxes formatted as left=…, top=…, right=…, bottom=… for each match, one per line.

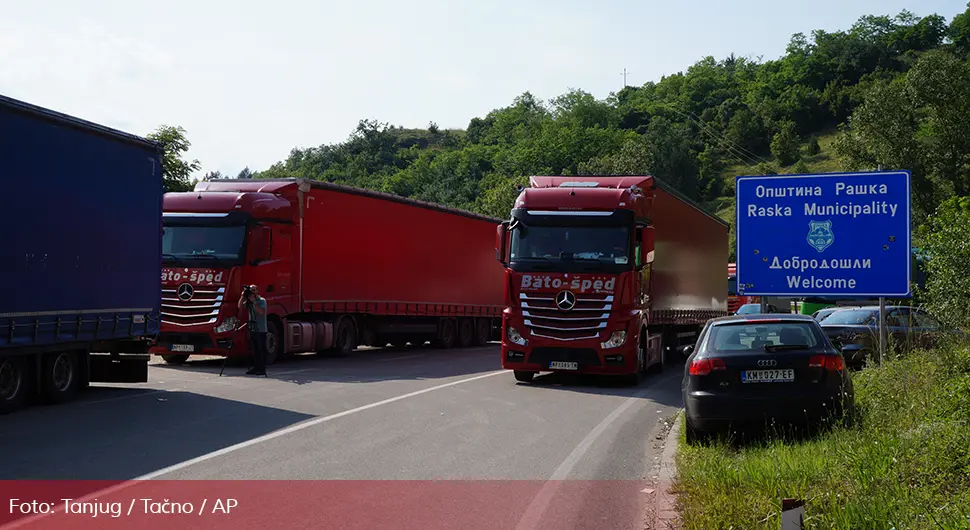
left=250, top=331, right=268, bottom=374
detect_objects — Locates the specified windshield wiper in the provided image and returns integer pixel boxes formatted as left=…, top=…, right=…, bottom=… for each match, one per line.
left=764, top=344, right=811, bottom=352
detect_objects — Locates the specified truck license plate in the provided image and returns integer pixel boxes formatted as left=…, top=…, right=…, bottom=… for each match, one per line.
left=549, top=361, right=579, bottom=370
left=742, top=369, right=794, bottom=383
left=171, top=344, right=195, bottom=352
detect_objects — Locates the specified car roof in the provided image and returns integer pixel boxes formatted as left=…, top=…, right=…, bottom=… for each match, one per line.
left=708, top=314, right=817, bottom=325
left=831, top=305, right=918, bottom=311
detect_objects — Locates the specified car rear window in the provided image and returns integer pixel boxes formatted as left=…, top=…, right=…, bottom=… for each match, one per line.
left=707, top=322, right=821, bottom=351
left=821, top=309, right=874, bottom=325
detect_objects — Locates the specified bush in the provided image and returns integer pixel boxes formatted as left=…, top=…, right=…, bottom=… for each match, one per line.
left=916, top=196, right=970, bottom=330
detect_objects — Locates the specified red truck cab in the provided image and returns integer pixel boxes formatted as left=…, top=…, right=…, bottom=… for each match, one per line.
left=495, top=176, right=728, bottom=385
left=152, top=187, right=289, bottom=363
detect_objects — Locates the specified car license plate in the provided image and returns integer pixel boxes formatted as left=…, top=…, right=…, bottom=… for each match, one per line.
left=549, top=361, right=579, bottom=370
left=171, top=344, right=195, bottom=352
left=742, top=369, right=794, bottom=383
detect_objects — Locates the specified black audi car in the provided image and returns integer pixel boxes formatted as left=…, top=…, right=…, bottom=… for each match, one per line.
left=681, top=313, right=854, bottom=444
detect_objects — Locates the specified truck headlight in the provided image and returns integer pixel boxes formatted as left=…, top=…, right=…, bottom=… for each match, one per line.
left=214, top=317, right=238, bottom=334
left=601, top=331, right=627, bottom=349
left=507, top=326, right=528, bottom=346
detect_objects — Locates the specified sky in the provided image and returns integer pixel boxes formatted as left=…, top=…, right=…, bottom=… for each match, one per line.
left=1, top=0, right=967, bottom=178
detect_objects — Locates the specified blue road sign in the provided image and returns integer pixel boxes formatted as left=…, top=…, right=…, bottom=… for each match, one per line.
left=736, top=171, right=911, bottom=297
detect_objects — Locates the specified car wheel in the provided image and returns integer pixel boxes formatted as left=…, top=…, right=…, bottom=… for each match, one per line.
left=685, top=418, right=712, bottom=445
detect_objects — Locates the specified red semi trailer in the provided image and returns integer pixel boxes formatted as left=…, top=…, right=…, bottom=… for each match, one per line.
left=151, top=178, right=505, bottom=364
left=495, top=176, right=728, bottom=384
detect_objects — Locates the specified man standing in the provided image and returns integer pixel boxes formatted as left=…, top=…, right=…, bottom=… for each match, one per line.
left=237, top=284, right=269, bottom=376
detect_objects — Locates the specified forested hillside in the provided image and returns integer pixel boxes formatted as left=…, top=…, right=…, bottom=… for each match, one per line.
left=225, top=5, right=970, bottom=260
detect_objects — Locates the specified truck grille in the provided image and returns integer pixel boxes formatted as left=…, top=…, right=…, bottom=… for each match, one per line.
left=161, top=287, right=225, bottom=327
left=519, top=292, right=611, bottom=341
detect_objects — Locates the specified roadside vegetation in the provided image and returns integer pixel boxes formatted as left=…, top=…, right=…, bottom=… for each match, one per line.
left=155, top=5, right=970, bottom=263
left=674, top=192, right=970, bottom=529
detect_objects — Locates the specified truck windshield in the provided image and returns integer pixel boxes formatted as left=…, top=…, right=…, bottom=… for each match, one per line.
left=162, top=225, right=246, bottom=265
left=510, top=225, right=630, bottom=265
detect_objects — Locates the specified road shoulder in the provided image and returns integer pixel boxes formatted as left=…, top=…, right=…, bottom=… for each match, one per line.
left=648, top=410, right=682, bottom=529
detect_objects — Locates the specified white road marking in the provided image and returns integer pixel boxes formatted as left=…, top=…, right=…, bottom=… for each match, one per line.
left=513, top=371, right=680, bottom=530
left=1, top=369, right=509, bottom=530
left=137, top=369, right=507, bottom=479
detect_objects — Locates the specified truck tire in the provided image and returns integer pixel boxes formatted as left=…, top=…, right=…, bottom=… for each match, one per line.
left=333, top=316, right=357, bottom=356
left=623, top=340, right=646, bottom=386
left=161, top=354, right=189, bottom=365
left=473, top=318, right=490, bottom=345
left=432, top=319, right=456, bottom=349
left=457, top=318, right=474, bottom=348
left=265, top=319, right=282, bottom=365
left=40, top=351, right=80, bottom=404
left=0, top=357, right=29, bottom=415
left=513, top=370, right=535, bottom=383
left=648, top=330, right=664, bottom=375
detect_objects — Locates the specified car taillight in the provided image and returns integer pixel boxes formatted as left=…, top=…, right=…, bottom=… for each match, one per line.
left=689, top=358, right=727, bottom=376
left=809, top=355, right=844, bottom=371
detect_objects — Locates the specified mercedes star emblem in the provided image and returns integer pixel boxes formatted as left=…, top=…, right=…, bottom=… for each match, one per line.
left=177, top=283, right=195, bottom=301
left=555, top=290, right=576, bottom=311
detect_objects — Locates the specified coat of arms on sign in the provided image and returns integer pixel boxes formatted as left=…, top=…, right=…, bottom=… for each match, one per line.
left=807, top=220, right=834, bottom=252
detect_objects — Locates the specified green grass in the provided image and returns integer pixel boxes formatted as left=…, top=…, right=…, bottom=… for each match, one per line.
left=719, top=130, right=844, bottom=184
left=674, top=339, right=970, bottom=530
left=708, top=130, right=844, bottom=260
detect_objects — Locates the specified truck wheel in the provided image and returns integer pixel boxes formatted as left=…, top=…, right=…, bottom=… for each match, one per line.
left=433, top=319, right=457, bottom=349
left=623, top=339, right=647, bottom=386
left=265, top=319, right=283, bottom=365
left=648, top=332, right=664, bottom=375
left=457, top=318, right=474, bottom=348
left=333, top=317, right=357, bottom=356
left=41, top=351, right=79, bottom=405
left=473, top=319, right=490, bottom=345
left=0, top=357, right=29, bottom=415
left=513, top=371, right=535, bottom=383
left=161, top=354, right=189, bottom=365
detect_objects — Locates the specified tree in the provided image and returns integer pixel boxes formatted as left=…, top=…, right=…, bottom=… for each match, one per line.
left=915, top=195, right=970, bottom=329
left=147, top=125, right=200, bottom=192
left=237, top=167, right=253, bottom=179
left=770, top=121, right=801, bottom=166
left=806, top=135, right=821, bottom=156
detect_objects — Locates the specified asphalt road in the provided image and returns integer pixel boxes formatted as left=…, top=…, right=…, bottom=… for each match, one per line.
left=0, top=344, right=684, bottom=529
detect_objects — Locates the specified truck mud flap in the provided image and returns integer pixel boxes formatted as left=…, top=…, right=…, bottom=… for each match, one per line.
left=89, top=353, right=149, bottom=384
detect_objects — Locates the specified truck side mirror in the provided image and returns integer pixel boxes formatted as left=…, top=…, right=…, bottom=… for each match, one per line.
left=496, top=222, right=509, bottom=265
left=247, top=226, right=272, bottom=264
left=639, top=226, right=654, bottom=268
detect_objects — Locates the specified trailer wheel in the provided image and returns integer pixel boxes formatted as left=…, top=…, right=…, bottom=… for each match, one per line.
left=457, top=318, right=474, bottom=348
left=40, top=351, right=79, bottom=405
left=333, top=317, right=357, bottom=356
left=0, top=357, right=29, bottom=415
left=473, top=319, right=490, bottom=346
left=161, top=354, right=189, bottom=365
left=433, top=319, right=457, bottom=349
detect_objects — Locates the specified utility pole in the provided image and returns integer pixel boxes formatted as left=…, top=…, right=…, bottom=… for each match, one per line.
left=877, top=163, right=887, bottom=366
left=621, top=68, right=629, bottom=88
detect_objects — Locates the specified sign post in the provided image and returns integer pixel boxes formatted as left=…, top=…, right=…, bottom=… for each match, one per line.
left=735, top=171, right=912, bottom=325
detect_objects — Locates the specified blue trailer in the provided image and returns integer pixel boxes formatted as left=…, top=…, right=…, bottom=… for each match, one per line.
left=0, top=94, right=162, bottom=414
